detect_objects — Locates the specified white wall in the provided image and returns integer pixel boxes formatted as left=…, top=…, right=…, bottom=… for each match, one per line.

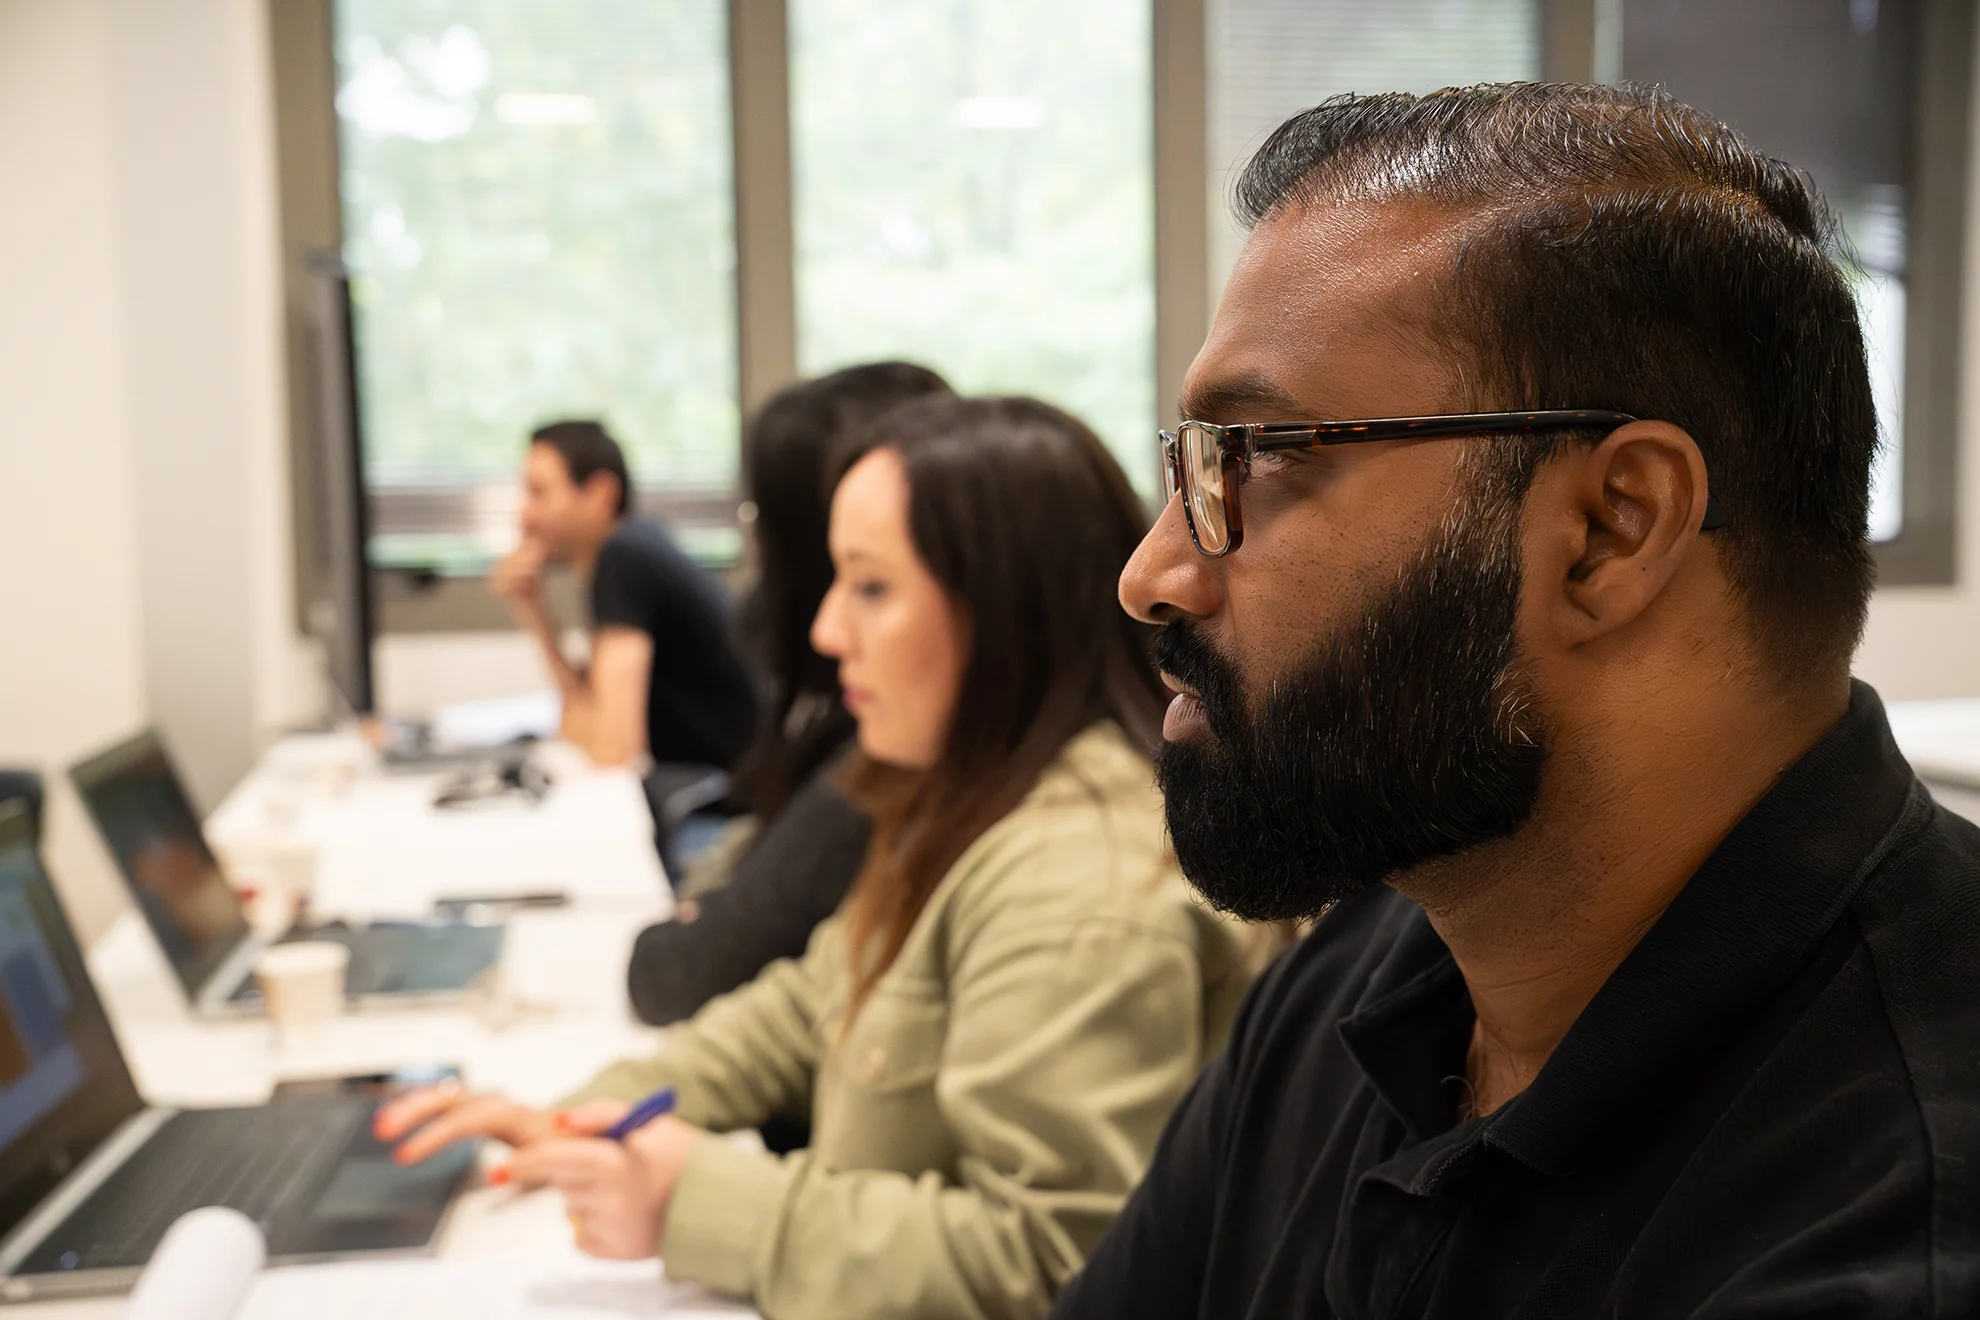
left=0, top=0, right=316, bottom=944
left=0, top=0, right=152, bottom=943
left=102, top=0, right=319, bottom=810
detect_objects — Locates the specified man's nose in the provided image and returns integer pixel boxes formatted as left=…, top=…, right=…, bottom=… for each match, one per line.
left=1120, top=496, right=1223, bottom=625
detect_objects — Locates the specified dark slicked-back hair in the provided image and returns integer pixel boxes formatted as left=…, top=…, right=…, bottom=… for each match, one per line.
left=1236, top=82, right=1877, bottom=680
left=531, top=419, right=633, bottom=517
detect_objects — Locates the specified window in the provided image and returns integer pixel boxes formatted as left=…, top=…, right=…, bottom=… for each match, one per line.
left=334, top=1, right=738, bottom=574
left=1208, top=0, right=1542, bottom=287
left=788, top=0, right=1159, bottom=493
left=291, top=0, right=1965, bottom=627
left=1202, top=0, right=1966, bottom=582
left=1618, top=0, right=1922, bottom=551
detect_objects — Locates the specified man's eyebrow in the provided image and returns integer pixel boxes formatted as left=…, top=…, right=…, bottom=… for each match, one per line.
left=1177, top=375, right=1307, bottom=423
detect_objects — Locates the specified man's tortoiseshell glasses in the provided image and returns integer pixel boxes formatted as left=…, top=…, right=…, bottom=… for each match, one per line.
left=1159, top=410, right=1727, bottom=557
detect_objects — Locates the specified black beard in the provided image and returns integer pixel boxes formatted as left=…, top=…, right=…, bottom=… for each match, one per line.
left=1154, top=505, right=1547, bottom=922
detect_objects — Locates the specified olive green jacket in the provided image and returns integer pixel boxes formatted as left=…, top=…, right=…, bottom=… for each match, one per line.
left=567, top=723, right=1252, bottom=1320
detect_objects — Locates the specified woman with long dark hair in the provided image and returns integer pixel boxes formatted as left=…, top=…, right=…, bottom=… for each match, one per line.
left=627, top=362, right=949, bottom=1025
left=380, top=396, right=1252, bottom=1319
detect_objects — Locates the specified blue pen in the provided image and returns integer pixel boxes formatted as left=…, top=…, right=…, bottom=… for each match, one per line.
left=601, top=1087, right=677, bottom=1141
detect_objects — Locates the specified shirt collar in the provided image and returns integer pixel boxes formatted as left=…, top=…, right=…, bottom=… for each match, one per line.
left=1337, top=942, right=1476, bottom=1144
left=1483, top=680, right=1922, bottom=1176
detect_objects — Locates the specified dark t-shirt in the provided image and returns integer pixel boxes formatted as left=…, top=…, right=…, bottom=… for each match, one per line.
left=1054, top=682, right=1980, bottom=1319
left=589, top=518, right=758, bottom=770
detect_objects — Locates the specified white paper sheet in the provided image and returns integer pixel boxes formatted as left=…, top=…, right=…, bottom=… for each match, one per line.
left=428, top=692, right=561, bottom=751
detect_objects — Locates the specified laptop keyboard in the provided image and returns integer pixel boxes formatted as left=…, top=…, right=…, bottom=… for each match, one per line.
left=31, top=1104, right=362, bottom=1272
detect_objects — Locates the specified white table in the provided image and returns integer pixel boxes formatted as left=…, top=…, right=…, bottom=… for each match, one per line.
left=205, top=734, right=668, bottom=918
left=12, top=734, right=755, bottom=1316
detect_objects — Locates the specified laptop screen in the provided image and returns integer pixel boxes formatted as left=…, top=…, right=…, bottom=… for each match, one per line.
left=68, top=734, right=250, bottom=1000
left=0, top=806, right=143, bottom=1240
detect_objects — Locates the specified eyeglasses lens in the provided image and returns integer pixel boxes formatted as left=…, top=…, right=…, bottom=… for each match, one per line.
left=1182, top=423, right=1229, bottom=554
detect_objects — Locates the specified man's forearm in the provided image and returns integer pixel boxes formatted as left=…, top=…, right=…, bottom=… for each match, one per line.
left=515, top=601, right=585, bottom=701
left=529, top=618, right=605, bottom=751
left=513, top=603, right=623, bottom=758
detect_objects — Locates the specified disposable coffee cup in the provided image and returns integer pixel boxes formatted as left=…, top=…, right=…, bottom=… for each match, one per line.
left=253, top=941, right=349, bottom=1028
left=217, top=837, right=318, bottom=934
left=260, top=839, right=318, bottom=907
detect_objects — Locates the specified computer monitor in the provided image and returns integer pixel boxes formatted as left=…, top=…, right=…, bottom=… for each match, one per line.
left=303, top=250, right=376, bottom=718
left=67, top=733, right=251, bottom=1001
left=0, top=804, right=145, bottom=1244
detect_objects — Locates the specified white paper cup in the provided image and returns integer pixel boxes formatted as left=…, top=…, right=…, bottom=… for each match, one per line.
left=253, top=940, right=349, bottom=1028
left=261, top=839, right=318, bottom=905
left=217, top=837, right=318, bottom=933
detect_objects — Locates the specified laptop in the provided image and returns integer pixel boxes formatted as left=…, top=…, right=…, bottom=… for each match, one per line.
left=372, top=692, right=559, bottom=772
left=0, top=803, right=476, bottom=1301
left=68, top=732, right=505, bottom=1016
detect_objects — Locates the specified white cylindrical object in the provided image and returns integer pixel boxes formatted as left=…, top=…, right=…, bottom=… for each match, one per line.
left=253, top=940, right=349, bottom=1027
left=261, top=840, right=318, bottom=907
left=123, top=1207, right=265, bottom=1320
left=216, top=839, right=318, bottom=935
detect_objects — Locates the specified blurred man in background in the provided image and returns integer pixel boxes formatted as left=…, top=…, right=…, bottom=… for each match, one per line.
left=491, top=420, right=757, bottom=771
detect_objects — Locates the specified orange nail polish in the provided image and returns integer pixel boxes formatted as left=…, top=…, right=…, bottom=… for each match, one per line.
left=552, top=1111, right=574, bottom=1133
left=488, top=1165, right=512, bottom=1187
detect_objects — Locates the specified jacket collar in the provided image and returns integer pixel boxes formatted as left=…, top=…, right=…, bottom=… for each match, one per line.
left=1025, top=721, right=1156, bottom=808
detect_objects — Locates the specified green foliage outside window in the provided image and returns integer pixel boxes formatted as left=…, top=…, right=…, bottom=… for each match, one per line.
left=336, top=1, right=738, bottom=504
left=790, top=0, right=1158, bottom=494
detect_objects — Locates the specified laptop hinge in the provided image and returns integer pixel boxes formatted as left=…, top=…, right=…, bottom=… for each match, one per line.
left=0, top=1107, right=178, bottom=1283
left=199, top=932, right=273, bottom=1013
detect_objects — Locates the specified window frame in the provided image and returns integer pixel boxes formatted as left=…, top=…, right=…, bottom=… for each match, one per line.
left=1543, top=0, right=1968, bottom=587
left=1875, top=0, right=1970, bottom=586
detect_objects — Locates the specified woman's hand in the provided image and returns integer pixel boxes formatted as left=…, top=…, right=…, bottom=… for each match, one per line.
left=372, top=1080, right=630, bottom=1166
left=503, top=1115, right=708, bottom=1259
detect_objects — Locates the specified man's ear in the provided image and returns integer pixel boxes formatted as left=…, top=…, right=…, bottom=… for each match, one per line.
left=1538, top=420, right=1713, bottom=646
left=584, top=472, right=625, bottom=520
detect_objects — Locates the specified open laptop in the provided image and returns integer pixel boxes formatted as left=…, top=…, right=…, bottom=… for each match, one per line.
left=0, top=803, right=475, bottom=1301
left=69, top=732, right=504, bottom=1015
left=372, top=691, right=560, bottom=772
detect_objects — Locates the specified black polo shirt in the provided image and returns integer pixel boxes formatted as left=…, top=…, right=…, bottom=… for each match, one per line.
left=590, top=517, right=758, bottom=770
left=1054, top=682, right=1980, bottom=1318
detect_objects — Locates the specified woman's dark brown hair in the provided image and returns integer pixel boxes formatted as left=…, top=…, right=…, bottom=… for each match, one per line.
left=730, top=362, right=950, bottom=823
left=830, top=395, right=1168, bottom=1014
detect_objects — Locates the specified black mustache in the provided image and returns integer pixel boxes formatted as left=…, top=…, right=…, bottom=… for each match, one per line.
left=1153, top=622, right=1247, bottom=741
left=1154, top=622, right=1223, bottom=693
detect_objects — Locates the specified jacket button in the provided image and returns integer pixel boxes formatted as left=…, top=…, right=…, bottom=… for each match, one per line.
left=861, top=1046, right=887, bottom=1084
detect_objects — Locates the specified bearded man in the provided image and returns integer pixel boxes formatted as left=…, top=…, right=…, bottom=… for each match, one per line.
left=1054, top=83, right=1980, bottom=1319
